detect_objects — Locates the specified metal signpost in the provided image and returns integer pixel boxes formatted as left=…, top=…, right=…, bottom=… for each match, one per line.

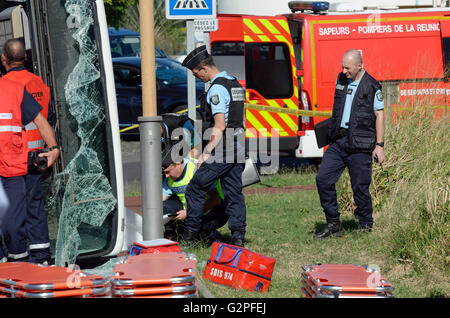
left=139, top=0, right=163, bottom=240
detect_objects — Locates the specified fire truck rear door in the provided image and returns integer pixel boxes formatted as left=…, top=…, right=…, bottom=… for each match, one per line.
left=242, top=16, right=299, bottom=142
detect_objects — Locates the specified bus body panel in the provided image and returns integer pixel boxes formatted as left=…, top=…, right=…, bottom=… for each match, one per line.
left=0, top=0, right=124, bottom=264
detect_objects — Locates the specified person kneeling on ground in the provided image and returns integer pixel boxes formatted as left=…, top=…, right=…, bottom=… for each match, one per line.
left=161, top=146, right=228, bottom=245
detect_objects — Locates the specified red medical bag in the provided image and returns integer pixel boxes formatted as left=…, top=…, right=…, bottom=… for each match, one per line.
left=203, top=242, right=276, bottom=293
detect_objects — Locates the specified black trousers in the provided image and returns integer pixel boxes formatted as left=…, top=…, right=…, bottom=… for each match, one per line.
left=316, top=136, right=374, bottom=227
left=185, top=160, right=246, bottom=241
left=25, top=168, right=50, bottom=263
left=163, top=198, right=229, bottom=240
left=0, top=176, right=28, bottom=262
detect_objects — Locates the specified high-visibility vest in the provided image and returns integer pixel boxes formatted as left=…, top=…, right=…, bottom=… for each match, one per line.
left=167, top=158, right=224, bottom=210
left=0, top=78, right=28, bottom=177
left=3, top=69, right=50, bottom=151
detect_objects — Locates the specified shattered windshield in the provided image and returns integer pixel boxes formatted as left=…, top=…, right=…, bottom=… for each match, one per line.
left=45, top=0, right=118, bottom=266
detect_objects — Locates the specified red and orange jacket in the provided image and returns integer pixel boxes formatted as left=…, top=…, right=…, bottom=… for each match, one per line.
left=3, top=68, right=50, bottom=152
left=0, top=77, right=28, bottom=177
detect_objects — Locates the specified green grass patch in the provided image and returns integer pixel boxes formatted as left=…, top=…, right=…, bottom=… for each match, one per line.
left=125, top=109, right=449, bottom=298
left=182, top=109, right=450, bottom=298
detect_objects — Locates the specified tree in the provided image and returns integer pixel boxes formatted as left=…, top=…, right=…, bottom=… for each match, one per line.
left=105, top=0, right=186, bottom=56
left=104, top=0, right=138, bottom=29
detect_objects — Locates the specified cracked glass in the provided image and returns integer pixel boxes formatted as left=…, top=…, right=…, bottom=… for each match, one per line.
left=44, top=0, right=118, bottom=266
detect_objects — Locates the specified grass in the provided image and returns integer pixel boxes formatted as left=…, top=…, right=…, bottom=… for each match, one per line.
left=180, top=109, right=450, bottom=298
left=336, top=107, right=449, bottom=297
left=186, top=177, right=396, bottom=298
left=123, top=108, right=449, bottom=298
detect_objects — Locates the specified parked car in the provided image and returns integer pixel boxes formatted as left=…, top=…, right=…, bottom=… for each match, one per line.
left=113, top=57, right=204, bottom=134
left=108, top=27, right=166, bottom=58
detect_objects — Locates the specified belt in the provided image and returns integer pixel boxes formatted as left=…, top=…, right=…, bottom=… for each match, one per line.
left=336, top=128, right=349, bottom=139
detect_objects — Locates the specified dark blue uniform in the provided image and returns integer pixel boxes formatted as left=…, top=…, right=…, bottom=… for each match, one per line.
left=316, top=71, right=384, bottom=231
left=184, top=71, right=247, bottom=245
left=0, top=90, right=42, bottom=263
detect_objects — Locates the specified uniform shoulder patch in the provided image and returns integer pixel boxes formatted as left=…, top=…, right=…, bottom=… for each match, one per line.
left=376, top=91, right=384, bottom=102
left=210, top=94, right=220, bottom=105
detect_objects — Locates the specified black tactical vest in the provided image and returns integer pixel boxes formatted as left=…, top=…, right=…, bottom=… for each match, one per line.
left=161, top=112, right=193, bottom=149
left=328, top=71, right=381, bottom=153
left=200, top=76, right=245, bottom=132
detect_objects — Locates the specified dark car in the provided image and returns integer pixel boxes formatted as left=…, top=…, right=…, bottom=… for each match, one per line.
left=108, top=27, right=166, bottom=58
left=113, top=57, right=204, bottom=133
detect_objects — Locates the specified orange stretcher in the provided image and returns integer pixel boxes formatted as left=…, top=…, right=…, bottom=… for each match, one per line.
left=0, top=262, right=110, bottom=298
left=0, top=285, right=110, bottom=298
left=301, top=264, right=395, bottom=298
left=111, top=252, right=198, bottom=298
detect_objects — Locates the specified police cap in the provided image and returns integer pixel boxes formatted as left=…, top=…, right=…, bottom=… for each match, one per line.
left=182, top=45, right=210, bottom=70
left=161, top=146, right=175, bottom=170
left=162, top=144, right=187, bottom=170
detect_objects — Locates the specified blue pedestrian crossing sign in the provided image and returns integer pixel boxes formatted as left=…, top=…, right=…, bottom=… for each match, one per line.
left=165, top=0, right=216, bottom=20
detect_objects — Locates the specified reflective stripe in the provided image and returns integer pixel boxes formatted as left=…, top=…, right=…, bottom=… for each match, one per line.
left=8, top=251, right=29, bottom=259
left=0, top=125, right=22, bottom=133
left=0, top=257, right=7, bottom=263
left=29, top=242, right=50, bottom=250
left=28, top=140, right=44, bottom=149
left=25, top=122, right=37, bottom=130
left=0, top=113, right=13, bottom=119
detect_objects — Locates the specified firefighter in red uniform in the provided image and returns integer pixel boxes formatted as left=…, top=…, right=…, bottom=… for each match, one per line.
left=0, top=39, right=59, bottom=263
left=1, top=38, right=54, bottom=264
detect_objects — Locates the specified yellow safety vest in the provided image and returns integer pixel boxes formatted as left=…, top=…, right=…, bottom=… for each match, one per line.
left=167, top=158, right=224, bottom=209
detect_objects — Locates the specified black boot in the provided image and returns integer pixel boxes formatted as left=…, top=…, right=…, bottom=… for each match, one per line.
left=358, top=223, right=373, bottom=233
left=230, top=237, right=245, bottom=247
left=181, top=228, right=199, bottom=244
left=314, top=221, right=345, bottom=239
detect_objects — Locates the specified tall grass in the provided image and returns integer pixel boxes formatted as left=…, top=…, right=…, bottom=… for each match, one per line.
left=337, top=105, right=449, bottom=284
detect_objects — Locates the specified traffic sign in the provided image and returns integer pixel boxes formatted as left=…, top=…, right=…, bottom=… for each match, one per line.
left=194, top=19, right=218, bottom=32
left=166, top=0, right=216, bottom=20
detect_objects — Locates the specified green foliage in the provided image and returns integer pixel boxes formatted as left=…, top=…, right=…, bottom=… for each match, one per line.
left=104, top=0, right=138, bottom=29
left=106, top=0, right=186, bottom=55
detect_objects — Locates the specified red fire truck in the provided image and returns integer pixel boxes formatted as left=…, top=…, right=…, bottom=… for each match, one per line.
left=208, top=1, right=450, bottom=158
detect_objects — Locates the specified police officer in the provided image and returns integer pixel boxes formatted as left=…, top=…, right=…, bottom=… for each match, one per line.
left=315, top=49, right=385, bottom=239
left=160, top=112, right=202, bottom=159
left=181, top=45, right=247, bottom=247
left=0, top=73, right=59, bottom=263
left=1, top=38, right=53, bottom=264
left=161, top=146, right=228, bottom=244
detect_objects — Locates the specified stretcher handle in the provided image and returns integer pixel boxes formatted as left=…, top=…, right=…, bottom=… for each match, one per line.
left=125, top=292, right=197, bottom=299
left=2, top=276, right=110, bottom=291
left=112, top=284, right=196, bottom=296
left=23, top=277, right=110, bottom=291
left=214, top=244, right=243, bottom=267
left=2, top=286, right=110, bottom=298
left=111, top=275, right=196, bottom=286
left=318, top=284, right=395, bottom=293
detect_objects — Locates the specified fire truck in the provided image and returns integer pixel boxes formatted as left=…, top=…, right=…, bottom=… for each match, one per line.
left=208, top=1, right=450, bottom=158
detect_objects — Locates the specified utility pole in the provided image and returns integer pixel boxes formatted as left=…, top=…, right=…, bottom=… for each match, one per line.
left=139, top=0, right=163, bottom=240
